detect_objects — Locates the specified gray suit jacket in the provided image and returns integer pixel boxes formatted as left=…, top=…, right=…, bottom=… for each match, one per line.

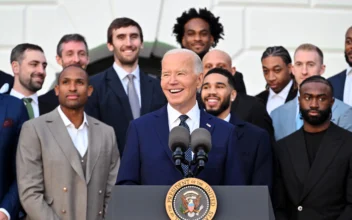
left=16, top=109, right=120, bottom=220
left=271, top=97, right=352, bottom=141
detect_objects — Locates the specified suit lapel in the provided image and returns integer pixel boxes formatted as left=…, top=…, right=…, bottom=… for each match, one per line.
left=285, top=83, right=298, bottom=103
left=199, top=110, right=215, bottom=135
left=229, top=114, right=245, bottom=139
left=140, top=72, right=153, bottom=115
left=300, top=124, right=344, bottom=201
left=46, top=110, right=85, bottom=181
left=106, top=67, right=133, bottom=120
left=335, top=71, right=346, bottom=101
left=287, top=129, right=310, bottom=186
left=154, top=106, right=173, bottom=163
left=286, top=100, right=297, bottom=134
left=86, top=117, right=102, bottom=184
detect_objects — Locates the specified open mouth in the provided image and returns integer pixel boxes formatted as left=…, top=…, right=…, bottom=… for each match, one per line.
left=169, top=89, right=184, bottom=94
left=206, top=97, right=220, bottom=107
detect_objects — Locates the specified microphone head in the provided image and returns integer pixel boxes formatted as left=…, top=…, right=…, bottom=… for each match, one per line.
left=169, top=126, right=190, bottom=152
left=191, top=128, right=212, bottom=153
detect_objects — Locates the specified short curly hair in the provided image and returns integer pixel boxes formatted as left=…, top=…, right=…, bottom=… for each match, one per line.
left=173, top=8, right=224, bottom=48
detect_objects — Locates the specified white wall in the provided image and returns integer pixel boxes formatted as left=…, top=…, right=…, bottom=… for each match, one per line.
left=0, top=0, right=351, bottom=95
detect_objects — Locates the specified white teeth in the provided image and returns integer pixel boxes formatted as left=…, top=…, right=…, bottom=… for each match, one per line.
left=170, top=89, right=182, bottom=93
left=207, top=99, right=218, bottom=103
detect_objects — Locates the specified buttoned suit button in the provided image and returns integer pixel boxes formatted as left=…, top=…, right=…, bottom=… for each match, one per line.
left=297, top=206, right=303, bottom=211
left=62, top=209, right=66, bottom=214
left=99, top=190, right=102, bottom=194
left=99, top=211, right=102, bottom=215
left=63, top=187, right=68, bottom=192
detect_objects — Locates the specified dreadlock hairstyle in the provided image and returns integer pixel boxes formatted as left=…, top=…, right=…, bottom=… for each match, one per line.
left=172, top=8, right=224, bottom=48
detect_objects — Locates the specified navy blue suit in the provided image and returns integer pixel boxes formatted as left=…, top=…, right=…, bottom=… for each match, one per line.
left=116, top=106, right=246, bottom=185
left=85, top=67, right=167, bottom=156
left=0, top=94, right=28, bottom=219
left=328, top=70, right=347, bottom=101
left=229, top=114, right=273, bottom=191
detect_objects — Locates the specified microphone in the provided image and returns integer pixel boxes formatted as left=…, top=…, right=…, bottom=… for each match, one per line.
left=190, top=128, right=212, bottom=177
left=169, top=126, right=190, bottom=176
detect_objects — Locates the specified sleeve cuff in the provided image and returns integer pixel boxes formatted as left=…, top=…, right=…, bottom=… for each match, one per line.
left=0, top=208, right=10, bottom=220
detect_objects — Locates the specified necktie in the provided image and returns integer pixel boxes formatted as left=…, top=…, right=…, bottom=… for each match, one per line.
left=126, top=74, right=140, bottom=119
left=179, top=115, right=192, bottom=175
left=22, top=98, right=34, bottom=119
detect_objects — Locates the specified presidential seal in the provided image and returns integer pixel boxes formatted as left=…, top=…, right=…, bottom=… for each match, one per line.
left=165, top=178, right=217, bottom=220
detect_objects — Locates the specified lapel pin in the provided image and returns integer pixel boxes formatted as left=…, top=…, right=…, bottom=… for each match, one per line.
left=206, top=123, right=211, bottom=128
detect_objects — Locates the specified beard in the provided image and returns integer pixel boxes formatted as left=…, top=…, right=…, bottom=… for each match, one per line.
left=203, top=94, right=231, bottom=117
left=300, top=107, right=332, bottom=126
left=115, top=47, right=139, bottom=66
left=19, top=73, right=44, bottom=92
left=344, top=51, right=352, bottom=67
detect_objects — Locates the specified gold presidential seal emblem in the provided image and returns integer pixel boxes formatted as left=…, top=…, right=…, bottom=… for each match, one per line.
left=165, top=178, right=217, bottom=220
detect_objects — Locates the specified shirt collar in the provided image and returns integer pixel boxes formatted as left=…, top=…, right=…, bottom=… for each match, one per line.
left=10, top=89, right=38, bottom=104
left=268, top=80, right=293, bottom=100
left=346, top=66, right=352, bottom=76
left=57, top=106, right=89, bottom=129
left=224, top=113, right=231, bottom=122
left=167, top=101, right=200, bottom=124
left=113, top=62, right=140, bottom=81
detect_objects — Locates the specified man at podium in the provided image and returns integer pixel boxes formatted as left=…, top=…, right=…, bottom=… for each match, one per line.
left=116, top=48, right=245, bottom=185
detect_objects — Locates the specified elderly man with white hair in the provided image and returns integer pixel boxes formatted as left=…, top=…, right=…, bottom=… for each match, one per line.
left=116, top=48, right=245, bottom=185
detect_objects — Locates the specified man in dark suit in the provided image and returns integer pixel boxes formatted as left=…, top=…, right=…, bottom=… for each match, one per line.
left=0, top=71, right=14, bottom=94
left=172, top=8, right=247, bottom=94
left=39, top=34, right=90, bottom=115
left=274, top=75, right=352, bottom=220
left=328, top=26, right=352, bottom=104
left=202, top=49, right=274, bottom=136
left=9, top=43, right=48, bottom=119
left=116, top=49, right=245, bottom=185
left=0, top=94, right=29, bottom=220
left=256, top=46, right=297, bottom=114
left=85, top=18, right=166, bottom=156
left=200, top=67, right=272, bottom=190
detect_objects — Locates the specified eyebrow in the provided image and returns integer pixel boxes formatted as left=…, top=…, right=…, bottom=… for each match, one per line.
left=303, top=93, right=327, bottom=96
left=30, top=60, right=47, bottom=65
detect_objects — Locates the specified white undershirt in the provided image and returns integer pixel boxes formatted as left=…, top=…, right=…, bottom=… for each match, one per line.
left=266, top=80, right=293, bottom=115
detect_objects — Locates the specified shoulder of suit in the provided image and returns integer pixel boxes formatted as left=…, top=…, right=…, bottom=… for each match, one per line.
left=89, top=67, right=112, bottom=83
left=328, top=69, right=347, bottom=80
left=241, top=121, right=268, bottom=135
left=333, top=98, right=352, bottom=112
left=1, top=94, right=22, bottom=105
left=255, top=90, right=268, bottom=99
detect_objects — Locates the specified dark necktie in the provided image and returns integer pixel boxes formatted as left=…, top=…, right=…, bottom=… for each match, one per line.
left=22, top=98, right=34, bottom=119
left=179, top=115, right=192, bottom=175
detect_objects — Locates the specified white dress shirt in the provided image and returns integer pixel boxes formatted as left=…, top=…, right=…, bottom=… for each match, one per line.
left=266, top=80, right=293, bottom=115
left=57, top=106, right=89, bottom=157
left=113, top=62, right=141, bottom=106
left=10, top=89, right=40, bottom=118
left=224, top=113, right=231, bottom=123
left=343, top=66, right=352, bottom=106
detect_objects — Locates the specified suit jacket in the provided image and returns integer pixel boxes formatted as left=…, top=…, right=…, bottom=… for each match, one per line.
left=234, top=71, right=247, bottom=95
left=16, top=109, right=120, bottom=220
left=231, top=93, right=274, bottom=137
left=255, top=82, right=297, bottom=106
left=116, top=106, right=246, bottom=185
left=0, top=94, right=28, bottom=220
left=328, top=70, right=347, bottom=101
left=271, top=97, right=352, bottom=140
left=85, top=66, right=167, bottom=156
left=0, top=71, right=14, bottom=94
left=38, top=89, right=59, bottom=115
left=229, top=114, right=273, bottom=191
left=273, top=123, right=352, bottom=220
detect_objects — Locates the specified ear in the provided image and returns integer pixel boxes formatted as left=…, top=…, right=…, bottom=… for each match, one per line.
left=196, top=73, right=203, bottom=89
left=11, top=61, right=20, bottom=76
left=107, top=43, right=114, bottom=52
left=54, top=85, right=59, bottom=96
left=140, top=42, right=144, bottom=50
left=231, top=67, right=236, bottom=76
left=230, top=90, right=237, bottom=102
left=210, top=35, right=214, bottom=47
left=181, top=36, right=186, bottom=47
left=87, top=85, right=94, bottom=97
left=319, top=64, right=326, bottom=75
left=331, top=97, right=335, bottom=107
left=291, top=64, right=296, bottom=77
left=56, top=55, right=63, bottom=66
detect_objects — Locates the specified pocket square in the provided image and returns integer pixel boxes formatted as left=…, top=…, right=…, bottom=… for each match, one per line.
left=3, top=118, right=13, bottom=128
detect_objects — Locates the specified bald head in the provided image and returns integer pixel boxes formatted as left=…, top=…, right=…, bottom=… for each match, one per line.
left=346, top=26, right=352, bottom=36
left=58, top=64, right=88, bottom=84
left=202, top=49, right=234, bottom=75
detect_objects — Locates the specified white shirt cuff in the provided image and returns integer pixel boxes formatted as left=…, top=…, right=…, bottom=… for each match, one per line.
left=0, top=208, right=10, bottom=220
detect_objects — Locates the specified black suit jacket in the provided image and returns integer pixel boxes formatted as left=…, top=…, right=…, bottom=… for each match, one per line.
left=229, top=114, right=273, bottom=192
left=328, top=69, right=347, bottom=101
left=256, top=83, right=297, bottom=106
left=85, top=66, right=167, bottom=156
left=231, top=94, right=274, bottom=137
left=38, top=89, right=59, bottom=115
left=233, top=71, right=247, bottom=95
left=274, top=123, right=352, bottom=220
left=0, top=71, right=14, bottom=94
